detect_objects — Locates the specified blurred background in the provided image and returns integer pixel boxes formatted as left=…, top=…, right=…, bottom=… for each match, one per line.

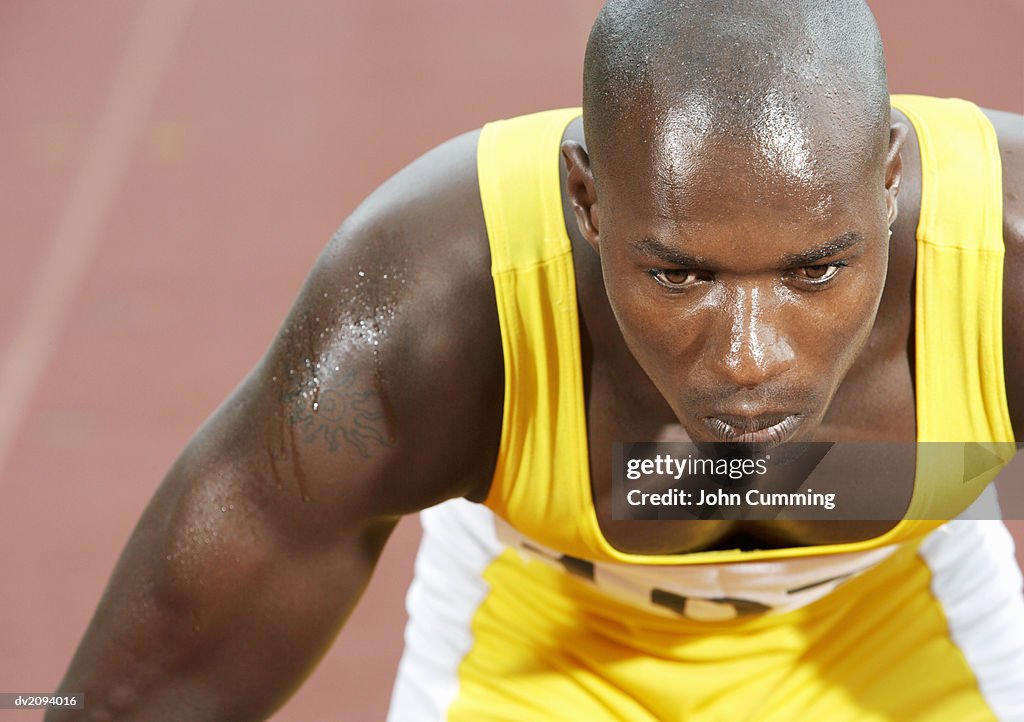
left=1, top=1, right=1021, bottom=719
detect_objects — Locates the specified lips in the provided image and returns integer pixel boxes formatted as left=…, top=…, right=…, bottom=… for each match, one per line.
left=703, top=413, right=801, bottom=449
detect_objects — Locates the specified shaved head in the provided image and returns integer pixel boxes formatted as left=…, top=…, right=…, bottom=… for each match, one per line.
left=582, top=0, right=890, bottom=179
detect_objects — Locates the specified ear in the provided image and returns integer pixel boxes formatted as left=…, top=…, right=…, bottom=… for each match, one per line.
left=561, top=141, right=601, bottom=253
left=885, top=122, right=909, bottom=227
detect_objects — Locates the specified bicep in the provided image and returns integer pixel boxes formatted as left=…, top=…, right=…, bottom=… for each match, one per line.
left=80, top=207, right=501, bottom=715
left=161, top=124, right=502, bottom=587
left=189, top=240, right=499, bottom=559
left=54, top=129, right=502, bottom=719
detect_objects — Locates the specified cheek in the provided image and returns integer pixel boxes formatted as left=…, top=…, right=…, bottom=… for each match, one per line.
left=799, top=287, right=878, bottom=369
left=835, top=248, right=889, bottom=340
left=775, top=262, right=888, bottom=382
left=600, top=256, right=666, bottom=329
left=599, top=250, right=646, bottom=326
left=601, top=262, right=716, bottom=376
left=599, top=269, right=675, bottom=385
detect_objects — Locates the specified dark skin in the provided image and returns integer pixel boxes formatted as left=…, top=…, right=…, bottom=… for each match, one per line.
left=50, top=103, right=1023, bottom=719
left=565, top=111, right=908, bottom=551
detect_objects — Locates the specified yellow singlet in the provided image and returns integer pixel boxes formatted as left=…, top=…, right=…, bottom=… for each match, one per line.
left=387, top=97, right=1024, bottom=722
left=479, top=95, right=1015, bottom=565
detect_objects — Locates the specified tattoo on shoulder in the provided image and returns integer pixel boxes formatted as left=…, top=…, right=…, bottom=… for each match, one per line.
left=280, top=367, right=393, bottom=459
left=271, top=272, right=405, bottom=464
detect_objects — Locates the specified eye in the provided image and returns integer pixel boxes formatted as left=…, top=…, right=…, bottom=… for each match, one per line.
left=791, top=262, right=846, bottom=286
left=648, top=268, right=712, bottom=290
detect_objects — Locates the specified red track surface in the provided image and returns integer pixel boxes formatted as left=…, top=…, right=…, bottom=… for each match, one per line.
left=2, top=1, right=1022, bottom=719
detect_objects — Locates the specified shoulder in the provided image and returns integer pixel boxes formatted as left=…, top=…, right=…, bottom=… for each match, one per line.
left=243, top=128, right=505, bottom=516
left=336, top=127, right=504, bottom=499
left=982, top=107, right=1024, bottom=439
left=336, top=128, right=491, bottom=302
left=982, top=107, right=1024, bottom=244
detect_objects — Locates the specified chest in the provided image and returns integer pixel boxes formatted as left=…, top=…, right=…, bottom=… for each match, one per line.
left=582, top=324, right=918, bottom=555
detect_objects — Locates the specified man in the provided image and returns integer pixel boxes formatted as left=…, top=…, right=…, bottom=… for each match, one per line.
left=52, top=0, right=1024, bottom=719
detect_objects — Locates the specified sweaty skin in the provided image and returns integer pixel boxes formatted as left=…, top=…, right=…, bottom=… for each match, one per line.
left=49, top=109, right=1023, bottom=722
left=48, top=99, right=1024, bottom=720
left=47, top=130, right=505, bottom=721
left=563, top=103, right=907, bottom=550
left=566, top=107, right=1024, bottom=552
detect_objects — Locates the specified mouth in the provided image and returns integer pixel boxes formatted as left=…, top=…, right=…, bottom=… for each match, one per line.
left=702, top=413, right=802, bottom=450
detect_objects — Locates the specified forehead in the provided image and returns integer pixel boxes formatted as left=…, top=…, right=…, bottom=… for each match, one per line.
left=595, top=98, right=883, bottom=227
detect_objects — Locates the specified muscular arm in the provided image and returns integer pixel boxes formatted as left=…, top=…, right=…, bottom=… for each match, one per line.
left=989, top=108, right=1024, bottom=441
left=48, top=130, right=503, bottom=720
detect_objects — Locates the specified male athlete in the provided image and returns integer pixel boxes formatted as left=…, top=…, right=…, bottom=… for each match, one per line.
left=52, top=0, right=1024, bottom=720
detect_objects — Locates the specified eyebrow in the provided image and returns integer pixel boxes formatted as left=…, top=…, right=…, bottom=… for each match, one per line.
left=630, top=230, right=865, bottom=268
left=630, top=238, right=710, bottom=269
left=782, top=230, right=865, bottom=266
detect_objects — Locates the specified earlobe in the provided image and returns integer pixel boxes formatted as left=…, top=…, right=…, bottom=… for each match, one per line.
left=885, top=123, right=909, bottom=226
left=561, top=141, right=601, bottom=252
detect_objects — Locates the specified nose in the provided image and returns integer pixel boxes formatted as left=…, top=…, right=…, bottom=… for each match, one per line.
left=708, top=287, right=795, bottom=389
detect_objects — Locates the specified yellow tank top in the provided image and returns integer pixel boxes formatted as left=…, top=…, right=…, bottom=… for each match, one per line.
left=477, top=95, right=1015, bottom=566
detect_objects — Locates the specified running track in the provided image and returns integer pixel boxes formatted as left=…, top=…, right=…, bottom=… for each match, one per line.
left=2, top=2, right=1022, bottom=719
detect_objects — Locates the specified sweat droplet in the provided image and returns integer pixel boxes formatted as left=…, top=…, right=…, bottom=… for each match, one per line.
left=357, top=271, right=365, bottom=278
left=302, top=494, right=311, bottom=502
